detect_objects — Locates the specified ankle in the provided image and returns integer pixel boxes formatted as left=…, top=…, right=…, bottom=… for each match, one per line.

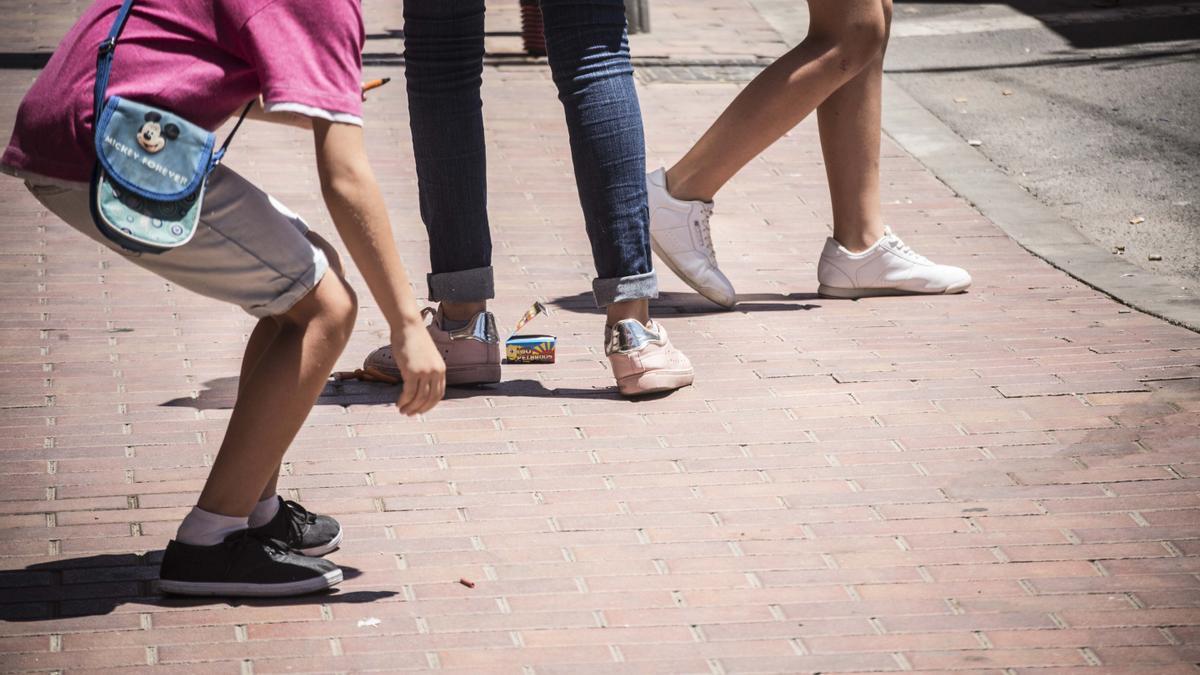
left=440, top=301, right=487, bottom=322
left=606, top=300, right=650, bottom=328
left=176, top=506, right=248, bottom=546
left=665, top=166, right=714, bottom=204
left=248, top=495, right=281, bottom=528
left=833, top=226, right=886, bottom=254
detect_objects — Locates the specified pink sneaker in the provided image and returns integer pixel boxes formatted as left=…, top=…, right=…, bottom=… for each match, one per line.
left=364, top=307, right=501, bottom=386
left=606, top=319, right=694, bottom=397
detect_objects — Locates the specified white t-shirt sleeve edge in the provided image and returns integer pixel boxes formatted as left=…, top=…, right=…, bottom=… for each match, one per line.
left=265, top=102, right=363, bottom=126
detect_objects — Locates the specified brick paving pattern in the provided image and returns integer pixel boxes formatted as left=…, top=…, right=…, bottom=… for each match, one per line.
left=2, top=1, right=1199, bottom=672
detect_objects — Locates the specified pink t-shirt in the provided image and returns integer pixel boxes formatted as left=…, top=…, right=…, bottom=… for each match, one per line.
left=2, top=0, right=364, bottom=184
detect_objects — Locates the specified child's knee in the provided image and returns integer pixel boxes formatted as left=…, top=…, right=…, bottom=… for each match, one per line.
left=284, top=274, right=357, bottom=341
left=321, top=277, right=358, bottom=339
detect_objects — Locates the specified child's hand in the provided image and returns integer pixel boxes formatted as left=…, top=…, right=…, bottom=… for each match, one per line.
left=391, top=321, right=446, bottom=415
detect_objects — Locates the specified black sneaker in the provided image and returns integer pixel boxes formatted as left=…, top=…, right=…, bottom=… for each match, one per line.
left=249, top=497, right=343, bottom=556
left=158, top=530, right=342, bottom=597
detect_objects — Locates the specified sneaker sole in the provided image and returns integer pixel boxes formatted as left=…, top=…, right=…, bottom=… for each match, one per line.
left=159, top=568, right=343, bottom=598
left=650, top=240, right=737, bottom=309
left=616, top=369, right=695, bottom=397
left=817, top=282, right=971, bottom=299
left=447, top=363, right=502, bottom=387
left=298, top=527, right=343, bottom=557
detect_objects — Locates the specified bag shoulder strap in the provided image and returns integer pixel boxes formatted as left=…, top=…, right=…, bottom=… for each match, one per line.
left=211, top=101, right=254, bottom=166
left=94, top=0, right=253, bottom=167
left=93, top=0, right=136, bottom=122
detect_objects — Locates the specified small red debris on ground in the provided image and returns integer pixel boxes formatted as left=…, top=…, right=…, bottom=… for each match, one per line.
left=459, top=578, right=476, bottom=588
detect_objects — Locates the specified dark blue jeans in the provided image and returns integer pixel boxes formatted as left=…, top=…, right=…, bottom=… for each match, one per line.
left=403, top=0, right=657, bottom=307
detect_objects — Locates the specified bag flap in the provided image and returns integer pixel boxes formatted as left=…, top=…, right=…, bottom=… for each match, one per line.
left=94, top=96, right=215, bottom=201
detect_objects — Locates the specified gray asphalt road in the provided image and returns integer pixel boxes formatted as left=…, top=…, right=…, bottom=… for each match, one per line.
left=886, top=0, right=1200, bottom=283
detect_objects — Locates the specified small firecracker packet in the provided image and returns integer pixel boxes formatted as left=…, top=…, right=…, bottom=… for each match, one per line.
left=505, top=301, right=556, bottom=364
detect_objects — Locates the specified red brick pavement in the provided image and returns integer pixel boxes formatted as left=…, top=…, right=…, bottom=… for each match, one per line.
left=2, top=1, right=1199, bottom=673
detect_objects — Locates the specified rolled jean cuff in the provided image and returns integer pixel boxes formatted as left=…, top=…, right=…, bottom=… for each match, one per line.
left=592, top=270, right=658, bottom=307
left=427, top=266, right=495, bottom=302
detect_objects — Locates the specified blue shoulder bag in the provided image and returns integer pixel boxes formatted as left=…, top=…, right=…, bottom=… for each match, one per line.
left=90, top=0, right=252, bottom=254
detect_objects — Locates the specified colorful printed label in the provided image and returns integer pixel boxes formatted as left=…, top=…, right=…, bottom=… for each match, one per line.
left=506, top=335, right=556, bottom=364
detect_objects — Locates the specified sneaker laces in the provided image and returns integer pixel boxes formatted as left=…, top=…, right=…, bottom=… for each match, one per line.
left=222, top=528, right=292, bottom=563
left=281, top=500, right=315, bottom=542
left=694, top=203, right=717, bottom=262
left=886, top=231, right=931, bottom=265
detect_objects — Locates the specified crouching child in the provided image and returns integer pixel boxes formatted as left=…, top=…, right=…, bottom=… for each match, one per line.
left=1, top=0, right=446, bottom=596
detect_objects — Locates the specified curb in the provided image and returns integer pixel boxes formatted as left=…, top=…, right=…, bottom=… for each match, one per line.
left=746, top=0, right=1200, bottom=333
left=881, top=78, right=1200, bottom=334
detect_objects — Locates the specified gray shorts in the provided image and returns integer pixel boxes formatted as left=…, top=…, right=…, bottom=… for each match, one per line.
left=25, top=165, right=329, bottom=318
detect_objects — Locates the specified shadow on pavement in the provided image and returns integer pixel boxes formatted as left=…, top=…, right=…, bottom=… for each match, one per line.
left=0, top=557, right=393, bottom=622
left=885, top=45, right=1200, bottom=75
left=161, top=376, right=637, bottom=411
left=547, top=291, right=822, bottom=316
left=895, top=0, right=1200, bottom=50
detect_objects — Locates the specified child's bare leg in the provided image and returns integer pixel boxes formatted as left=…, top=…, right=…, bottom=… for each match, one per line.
left=198, top=272, right=358, bottom=518
left=665, top=0, right=890, bottom=203
left=243, top=231, right=346, bottom=504
left=236, top=319, right=284, bottom=502
left=818, top=0, right=892, bottom=252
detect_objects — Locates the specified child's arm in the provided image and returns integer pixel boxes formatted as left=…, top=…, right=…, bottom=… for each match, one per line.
left=243, top=96, right=314, bottom=130
left=311, top=119, right=446, bottom=415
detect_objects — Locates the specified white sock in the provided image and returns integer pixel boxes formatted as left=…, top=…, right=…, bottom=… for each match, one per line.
left=175, top=507, right=248, bottom=546
left=248, top=495, right=281, bottom=528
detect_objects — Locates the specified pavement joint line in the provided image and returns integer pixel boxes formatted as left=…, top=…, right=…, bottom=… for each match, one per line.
left=1079, top=647, right=1103, bottom=666
left=1018, top=578, right=1039, bottom=596
left=891, top=652, right=914, bottom=671
left=1160, top=626, right=1183, bottom=646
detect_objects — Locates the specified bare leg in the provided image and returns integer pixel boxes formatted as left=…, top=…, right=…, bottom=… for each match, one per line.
left=199, top=270, right=358, bottom=518
left=239, top=319, right=282, bottom=502
left=606, top=299, right=650, bottom=326
left=441, top=300, right=487, bottom=322
left=818, top=0, right=892, bottom=252
left=665, top=0, right=889, bottom=203
left=249, top=232, right=347, bottom=503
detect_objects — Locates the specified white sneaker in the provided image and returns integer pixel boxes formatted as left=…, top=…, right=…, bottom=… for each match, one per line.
left=647, top=168, right=737, bottom=308
left=817, top=227, right=972, bottom=298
